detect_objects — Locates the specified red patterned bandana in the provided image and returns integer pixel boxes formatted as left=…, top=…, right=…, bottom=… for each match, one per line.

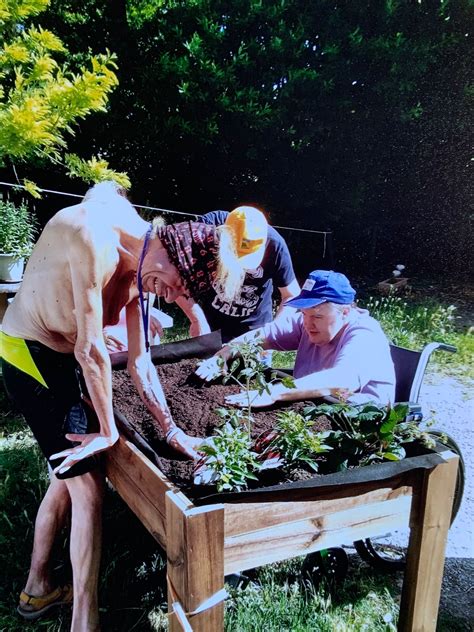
left=156, top=222, right=219, bottom=299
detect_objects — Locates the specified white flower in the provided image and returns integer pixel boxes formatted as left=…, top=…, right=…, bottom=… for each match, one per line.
left=396, top=264, right=405, bottom=271
left=392, top=270, right=401, bottom=277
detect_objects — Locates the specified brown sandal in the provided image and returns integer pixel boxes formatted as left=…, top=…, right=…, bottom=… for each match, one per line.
left=17, top=584, right=73, bottom=620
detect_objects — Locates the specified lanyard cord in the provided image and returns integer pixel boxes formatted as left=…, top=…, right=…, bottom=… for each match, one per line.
left=136, top=224, right=153, bottom=352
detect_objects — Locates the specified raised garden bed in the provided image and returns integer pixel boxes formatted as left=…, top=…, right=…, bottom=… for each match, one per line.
left=112, top=358, right=332, bottom=495
left=106, top=333, right=459, bottom=631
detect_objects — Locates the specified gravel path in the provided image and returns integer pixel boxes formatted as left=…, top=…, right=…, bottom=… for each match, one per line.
left=418, top=371, right=473, bottom=630
left=419, top=371, right=473, bottom=558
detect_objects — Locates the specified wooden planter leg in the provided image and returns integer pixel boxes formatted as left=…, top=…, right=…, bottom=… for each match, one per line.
left=398, top=454, right=459, bottom=632
left=166, top=492, right=225, bottom=632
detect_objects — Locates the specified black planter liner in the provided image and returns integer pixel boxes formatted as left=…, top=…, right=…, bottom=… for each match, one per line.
left=197, top=449, right=445, bottom=505
left=110, top=330, right=223, bottom=370
left=111, top=331, right=445, bottom=505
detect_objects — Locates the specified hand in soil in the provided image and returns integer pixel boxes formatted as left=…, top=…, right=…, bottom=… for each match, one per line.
left=51, top=432, right=119, bottom=475
left=167, top=430, right=205, bottom=460
left=226, top=388, right=278, bottom=408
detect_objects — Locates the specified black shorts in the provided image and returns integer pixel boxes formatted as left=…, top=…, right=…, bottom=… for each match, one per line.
left=2, top=340, right=99, bottom=479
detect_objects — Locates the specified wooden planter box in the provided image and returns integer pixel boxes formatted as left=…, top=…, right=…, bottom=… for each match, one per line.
left=105, top=431, right=458, bottom=631
left=377, top=277, right=410, bottom=295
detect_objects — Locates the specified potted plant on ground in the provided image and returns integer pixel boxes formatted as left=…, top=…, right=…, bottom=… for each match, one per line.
left=0, top=199, right=37, bottom=282
left=377, top=264, right=409, bottom=295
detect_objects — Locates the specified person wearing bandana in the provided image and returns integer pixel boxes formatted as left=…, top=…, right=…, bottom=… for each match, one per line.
left=0, top=182, right=243, bottom=629
left=174, top=206, right=301, bottom=343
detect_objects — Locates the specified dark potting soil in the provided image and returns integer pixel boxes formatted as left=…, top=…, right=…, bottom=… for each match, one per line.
left=112, top=358, right=331, bottom=496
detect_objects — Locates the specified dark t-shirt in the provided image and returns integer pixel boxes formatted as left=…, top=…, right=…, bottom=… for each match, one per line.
left=199, top=210, right=296, bottom=342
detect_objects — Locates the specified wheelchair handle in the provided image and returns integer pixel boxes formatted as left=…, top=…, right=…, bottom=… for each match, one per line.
left=436, top=343, right=457, bottom=354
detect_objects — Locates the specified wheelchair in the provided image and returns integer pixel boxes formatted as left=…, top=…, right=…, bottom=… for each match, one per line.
left=352, top=342, right=465, bottom=571
left=277, top=342, right=466, bottom=581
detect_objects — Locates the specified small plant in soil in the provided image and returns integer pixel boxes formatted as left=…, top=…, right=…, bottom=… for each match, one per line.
left=303, top=401, right=434, bottom=472
left=196, top=337, right=296, bottom=490
left=267, top=410, right=332, bottom=472
left=197, top=422, right=260, bottom=492
left=222, top=337, right=277, bottom=435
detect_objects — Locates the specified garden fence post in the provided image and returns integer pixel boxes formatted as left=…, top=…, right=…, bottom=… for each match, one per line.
left=166, top=492, right=225, bottom=632
left=398, top=453, right=459, bottom=631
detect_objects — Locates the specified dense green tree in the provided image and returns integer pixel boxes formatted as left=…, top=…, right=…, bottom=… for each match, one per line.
left=0, top=0, right=128, bottom=193
left=25, top=1, right=474, bottom=273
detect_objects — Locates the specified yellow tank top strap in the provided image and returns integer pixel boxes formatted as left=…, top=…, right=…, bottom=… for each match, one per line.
left=0, top=331, right=48, bottom=388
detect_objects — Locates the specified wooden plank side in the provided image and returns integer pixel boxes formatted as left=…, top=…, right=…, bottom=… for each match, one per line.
left=106, top=447, right=167, bottom=548
left=224, top=484, right=413, bottom=537
left=167, top=493, right=225, bottom=632
left=105, top=438, right=192, bottom=548
left=399, top=455, right=459, bottom=632
left=224, top=495, right=411, bottom=574
left=108, top=436, right=192, bottom=510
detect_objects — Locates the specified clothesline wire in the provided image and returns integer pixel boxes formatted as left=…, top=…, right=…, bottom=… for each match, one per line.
left=0, top=181, right=331, bottom=236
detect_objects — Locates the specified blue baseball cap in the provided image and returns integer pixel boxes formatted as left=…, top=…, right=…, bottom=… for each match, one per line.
left=284, top=270, right=356, bottom=309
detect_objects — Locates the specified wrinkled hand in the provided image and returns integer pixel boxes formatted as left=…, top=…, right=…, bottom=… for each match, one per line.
left=167, top=428, right=204, bottom=460
left=51, top=432, right=119, bottom=476
left=104, top=333, right=127, bottom=353
left=195, top=355, right=226, bottom=382
left=189, top=319, right=211, bottom=338
left=225, top=387, right=278, bottom=409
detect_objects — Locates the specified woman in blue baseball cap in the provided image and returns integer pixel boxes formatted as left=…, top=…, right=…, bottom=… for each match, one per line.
left=196, top=270, right=395, bottom=407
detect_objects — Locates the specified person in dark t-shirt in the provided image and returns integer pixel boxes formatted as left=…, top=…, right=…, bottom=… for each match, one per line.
left=175, top=207, right=300, bottom=343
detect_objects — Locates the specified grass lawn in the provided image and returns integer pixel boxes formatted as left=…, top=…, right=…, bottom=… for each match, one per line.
left=0, top=412, right=401, bottom=631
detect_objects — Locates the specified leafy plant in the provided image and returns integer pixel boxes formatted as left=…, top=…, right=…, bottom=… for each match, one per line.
left=197, top=337, right=295, bottom=491
left=198, top=422, right=259, bottom=492
left=303, top=402, right=434, bottom=472
left=0, top=199, right=37, bottom=257
left=223, top=338, right=271, bottom=430
left=222, top=337, right=294, bottom=435
left=270, top=410, right=332, bottom=472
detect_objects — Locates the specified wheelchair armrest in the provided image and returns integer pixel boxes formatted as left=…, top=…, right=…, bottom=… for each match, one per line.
left=271, top=368, right=294, bottom=378
left=397, top=401, right=423, bottom=423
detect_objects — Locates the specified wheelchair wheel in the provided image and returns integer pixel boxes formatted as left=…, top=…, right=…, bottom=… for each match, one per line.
left=301, top=548, right=348, bottom=589
left=427, top=430, right=465, bottom=522
left=354, top=430, right=465, bottom=572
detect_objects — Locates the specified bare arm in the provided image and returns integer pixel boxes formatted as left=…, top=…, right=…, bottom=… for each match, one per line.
left=274, top=279, right=301, bottom=319
left=51, top=236, right=119, bottom=473
left=126, top=296, right=202, bottom=458
left=278, top=365, right=359, bottom=401
left=175, top=295, right=211, bottom=337
left=125, top=297, right=173, bottom=433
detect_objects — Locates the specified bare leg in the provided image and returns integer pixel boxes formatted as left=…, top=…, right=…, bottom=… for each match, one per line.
left=66, top=469, right=104, bottom=632
left=24, top=475, right=71, bottom=596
